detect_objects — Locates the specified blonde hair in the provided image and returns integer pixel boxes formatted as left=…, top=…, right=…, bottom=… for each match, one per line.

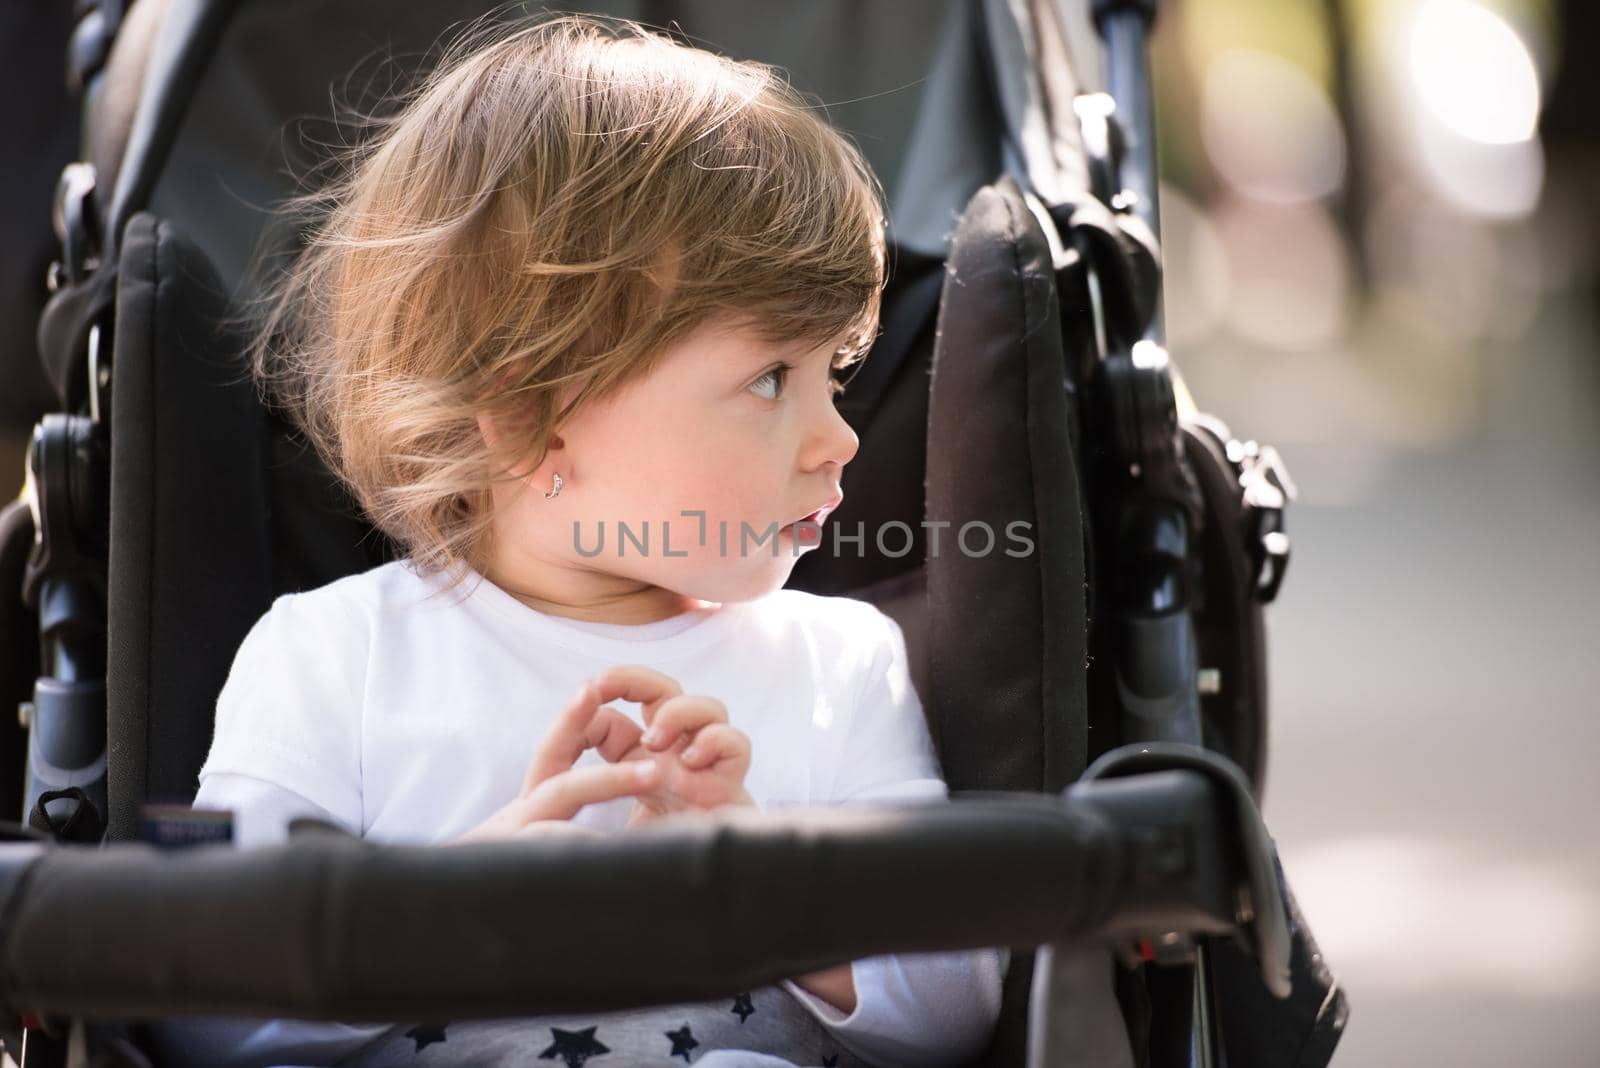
left=245, top=9, right=888, bottom=583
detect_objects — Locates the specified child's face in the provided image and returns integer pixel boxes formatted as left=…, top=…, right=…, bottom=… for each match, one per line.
left=483, top=314, right=859, bottom=618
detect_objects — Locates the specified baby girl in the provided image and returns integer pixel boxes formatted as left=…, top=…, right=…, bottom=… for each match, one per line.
left=148, top=12, right=1004, bottom=1067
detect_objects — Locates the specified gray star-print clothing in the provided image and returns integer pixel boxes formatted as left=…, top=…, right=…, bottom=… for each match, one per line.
left=332, top=984, right=875, bottom=1068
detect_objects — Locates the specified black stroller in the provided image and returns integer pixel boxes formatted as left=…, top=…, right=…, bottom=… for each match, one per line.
left=0, top=1, right=1347, bottom=1065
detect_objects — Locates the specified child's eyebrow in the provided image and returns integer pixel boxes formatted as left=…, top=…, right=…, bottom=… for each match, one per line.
left=782, top=337, right=849, bottom=361
left=734, top=339, right=811, bottom=364
left=723, top=327, right=846, bottom=368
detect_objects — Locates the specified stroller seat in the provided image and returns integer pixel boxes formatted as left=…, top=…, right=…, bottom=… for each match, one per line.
left=1, top=2, right=1346, bottom=1066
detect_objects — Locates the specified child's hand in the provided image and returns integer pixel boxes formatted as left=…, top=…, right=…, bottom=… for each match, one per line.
left=446, top=678, right=665, bottom=845
left=576, top=665, right=758, bottom=829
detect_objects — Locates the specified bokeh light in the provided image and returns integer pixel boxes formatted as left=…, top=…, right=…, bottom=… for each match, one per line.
left=1201, top=48, right=1346, bottom=204
left=1408, top=0, right=1541, bottom=146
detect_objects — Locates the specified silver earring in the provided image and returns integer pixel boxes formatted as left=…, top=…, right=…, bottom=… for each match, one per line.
left=544, top=471, right=563, bottom=500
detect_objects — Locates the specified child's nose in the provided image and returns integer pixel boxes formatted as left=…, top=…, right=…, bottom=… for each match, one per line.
left=813, top=400, right=859, bottom=469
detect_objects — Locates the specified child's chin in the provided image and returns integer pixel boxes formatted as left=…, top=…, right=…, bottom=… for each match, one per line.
left=680, top=561, right=800, bottom=605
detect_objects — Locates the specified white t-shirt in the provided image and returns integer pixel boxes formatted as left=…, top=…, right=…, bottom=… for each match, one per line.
left=146, top=560, right=1006, bottom=1068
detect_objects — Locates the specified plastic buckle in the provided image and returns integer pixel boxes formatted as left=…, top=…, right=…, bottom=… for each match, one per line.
left=1254, top=523, right=1290, bottom=604
left=1227, top=440, right=1297, bottom=603
left=48, top=163, right=99, bottom=294
left=1073, top=93, right=1124, bottom=208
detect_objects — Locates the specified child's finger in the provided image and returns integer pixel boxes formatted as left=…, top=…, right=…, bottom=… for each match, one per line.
left=523, top=760, right=660, bottom=823
left=638, top=694, right=728, bottom=751
left=588, top=706, right=646, bottom=763
left=522, top=683, right=641, bottom=797
left=522, top=681, right=601, bottom=795
left=587, top=665, right=685, bottom=724
left=678, top=723, right=751, bottom=779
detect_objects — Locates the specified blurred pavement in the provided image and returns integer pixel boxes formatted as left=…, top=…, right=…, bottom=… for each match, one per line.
left=1182, top=288, right=1600, bottom=1065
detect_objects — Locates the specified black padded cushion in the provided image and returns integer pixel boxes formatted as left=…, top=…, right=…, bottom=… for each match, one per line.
left=925, top=175, right=1089, bottom=796
left=105, top=211, right=390, bottom=841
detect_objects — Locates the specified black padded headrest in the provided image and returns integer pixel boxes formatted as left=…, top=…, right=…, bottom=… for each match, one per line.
left=104, top=211, right=390, bottom=841
left=926, top=175, right=1090, bottom=796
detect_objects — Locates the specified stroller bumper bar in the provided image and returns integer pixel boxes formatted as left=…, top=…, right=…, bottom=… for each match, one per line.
left=0, top=759, right=1287, bottom=1024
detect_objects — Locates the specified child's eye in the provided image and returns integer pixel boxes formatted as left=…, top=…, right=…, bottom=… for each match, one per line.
left=750, top=363, right=790, bottom=401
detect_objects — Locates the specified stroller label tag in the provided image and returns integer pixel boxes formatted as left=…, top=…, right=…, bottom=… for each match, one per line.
left=139, top=803, right=234, bottom=847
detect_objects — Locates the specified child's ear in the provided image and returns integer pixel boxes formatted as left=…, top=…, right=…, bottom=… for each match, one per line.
left=477, top=410, right=564, bottom=483
left=477, top=410, right=528, bottom=481
left=476, top=410, right=506, bottom=462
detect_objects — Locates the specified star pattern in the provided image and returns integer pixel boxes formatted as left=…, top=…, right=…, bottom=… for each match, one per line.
left=392, top=993, right=852, bottom=1066
left=405, top=1022, right=449, bottom=1050
left=666, top=1023, right=699, bottom=1062
left=539, top=1025, right=610, bottom=1067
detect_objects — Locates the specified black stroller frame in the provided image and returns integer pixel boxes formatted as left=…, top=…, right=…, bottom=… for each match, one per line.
left=1, top=1, right=1347, bottom=1065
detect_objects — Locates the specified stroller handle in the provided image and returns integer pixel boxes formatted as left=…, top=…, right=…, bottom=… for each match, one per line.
left=0, top=785, right=1248, bottom=1024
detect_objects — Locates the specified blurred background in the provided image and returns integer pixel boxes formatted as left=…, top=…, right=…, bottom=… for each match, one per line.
left=4, top=1, right=1596, bottom=1064
left=1136, top=1, right=1600, bottom=1064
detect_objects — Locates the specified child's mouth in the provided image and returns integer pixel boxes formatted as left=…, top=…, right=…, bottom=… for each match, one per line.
left=778, top=496, right=840, bottom=546
left=779, top=504, right=833, bottom=546
left=780, top=513, right=821, bottom=544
